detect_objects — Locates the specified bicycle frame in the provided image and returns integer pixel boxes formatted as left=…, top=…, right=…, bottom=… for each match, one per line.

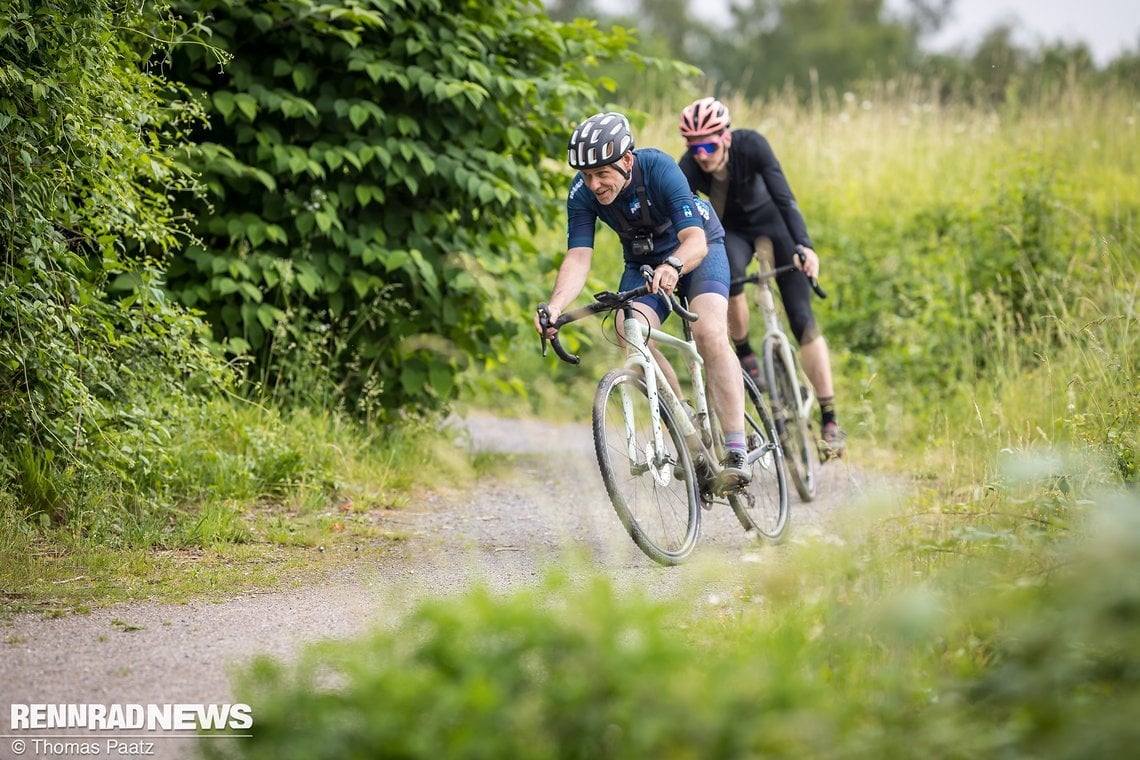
left=751, top=265, right=815, bottom=422
left=614, top=302, right=775, bottom=485
left=616, top=305, right=714, bottom=471
left=539, top=269, right=792, bottom=560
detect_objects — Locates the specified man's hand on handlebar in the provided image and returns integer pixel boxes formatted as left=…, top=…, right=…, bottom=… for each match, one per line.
left=534, top=304, right=561, bottom=339
left=793, top=245, right=820, bottom=279
left=649, top=263, right=680, bottom=297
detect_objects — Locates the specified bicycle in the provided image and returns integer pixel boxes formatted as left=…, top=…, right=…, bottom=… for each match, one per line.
left=538, top=266, right=789, bottom=566
left=733, top=239, right=829, bottom=502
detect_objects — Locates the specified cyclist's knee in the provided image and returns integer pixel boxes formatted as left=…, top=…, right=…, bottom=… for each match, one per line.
left=623, top=301, right=663, bottom=330
left=786, top=302, right=817, bottom=343
left=796, top=322, right=821, bottom=346
left=689, top=294, right=728, bottom=330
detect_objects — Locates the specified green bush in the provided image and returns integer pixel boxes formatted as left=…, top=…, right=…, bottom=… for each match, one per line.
left=160, top=0, right=678, bottom=421
left=0, top=0, right=234, bottom=521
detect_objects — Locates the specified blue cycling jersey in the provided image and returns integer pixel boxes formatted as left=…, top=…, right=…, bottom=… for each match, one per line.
left=566, top=148, right=725, bottom=261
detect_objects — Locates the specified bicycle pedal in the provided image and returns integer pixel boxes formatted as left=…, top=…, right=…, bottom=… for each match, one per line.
left=713, top=471, right=750, bottom=496
left=817, top=442, right=844, bottom=462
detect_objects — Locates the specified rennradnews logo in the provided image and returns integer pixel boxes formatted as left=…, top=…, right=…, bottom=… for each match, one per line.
left=9, top=703, right=253, bottom=731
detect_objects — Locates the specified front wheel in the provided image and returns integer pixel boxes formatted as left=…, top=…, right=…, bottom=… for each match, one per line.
left=764, top=337, right=816, bottom=502
left=729, top=374, right=790, bottom=541
left=592, top=368, right=701, bottom=565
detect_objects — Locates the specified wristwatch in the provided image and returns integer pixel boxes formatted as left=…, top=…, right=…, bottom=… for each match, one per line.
left=665, top=255, right=684, bottom=274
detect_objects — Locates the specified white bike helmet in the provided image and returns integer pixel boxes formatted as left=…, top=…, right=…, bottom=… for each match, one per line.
left=567, top=112, right=634, bottom=170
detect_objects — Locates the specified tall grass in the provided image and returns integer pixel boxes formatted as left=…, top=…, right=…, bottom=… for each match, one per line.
left=472, top=82, right=1137, bottom=489
left=0, top=396, right=483, bottom=607
left=613, top=81, right=1139, bottom=485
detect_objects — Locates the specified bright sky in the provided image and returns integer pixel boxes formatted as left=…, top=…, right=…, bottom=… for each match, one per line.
left=683, top=0, right=1140, bottom=67
left=886, top=0, right=1140, bottom=66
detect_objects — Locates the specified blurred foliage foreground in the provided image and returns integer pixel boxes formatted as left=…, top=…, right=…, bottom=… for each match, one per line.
left=209, top=481, right=1140, bottom=759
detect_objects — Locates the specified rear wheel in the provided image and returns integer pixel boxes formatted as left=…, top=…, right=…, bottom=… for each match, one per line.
left=592, top=368, right=700, bottom=565
left=729, top=374, right=790, bottom=541
left=763, top=338, right=816, bottom=502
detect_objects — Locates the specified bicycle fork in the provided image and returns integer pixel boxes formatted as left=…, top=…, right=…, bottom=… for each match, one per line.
left=756, top=283, right=814, bottom=425
left=618, top=359, right=686, bottom=487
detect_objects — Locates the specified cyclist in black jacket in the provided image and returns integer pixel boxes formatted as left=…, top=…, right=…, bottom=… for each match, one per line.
left=677, top=97, right=845, bottom=457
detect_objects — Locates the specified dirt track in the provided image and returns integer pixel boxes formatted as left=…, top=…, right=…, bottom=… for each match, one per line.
left=0, top=412, right=879, bottom=760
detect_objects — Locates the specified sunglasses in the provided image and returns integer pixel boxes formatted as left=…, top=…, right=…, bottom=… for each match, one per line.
left=686, top=131, right=726, bottom=156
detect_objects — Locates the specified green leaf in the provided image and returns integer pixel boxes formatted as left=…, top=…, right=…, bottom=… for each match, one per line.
left=355, top=184, right=372, bottom=207
left=350, top=271, right=372, bottom=298
left=234, top=93, right=259, bottom=122
left=400, top=364, right=426, bottom=395
left=295, top=265, right=321, bottom=297
left=247, top=221, right=267, bottom=247
left=213, top=91, right=236, bottom=119
left=256, top=305, right=281, bottom=330
left=349, top=104, right=369, bottom=130
left=428, top=363, right=454, bottom=397
left=383, top=249, right=410, bottom=273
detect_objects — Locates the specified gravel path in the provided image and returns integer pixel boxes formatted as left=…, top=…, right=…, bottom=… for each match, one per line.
left=0, top=412, right=880, bottom=759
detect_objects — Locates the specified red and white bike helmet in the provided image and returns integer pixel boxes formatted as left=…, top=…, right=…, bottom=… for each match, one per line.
left=679, top=97, right=731, bottom=138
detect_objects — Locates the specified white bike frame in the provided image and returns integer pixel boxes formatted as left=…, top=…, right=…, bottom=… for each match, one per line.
left=754, top=258, right=815, bottom=423
left=616, top=308, right=744, bottom=479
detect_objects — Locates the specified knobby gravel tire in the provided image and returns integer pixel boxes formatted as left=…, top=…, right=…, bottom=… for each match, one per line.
left=729, top=374, right=791, bottom=541
left=763, top=338, right=816, bottom=502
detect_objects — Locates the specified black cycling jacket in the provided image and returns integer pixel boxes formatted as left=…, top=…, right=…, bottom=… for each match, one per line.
left=678, top=129, right=812, bottom=250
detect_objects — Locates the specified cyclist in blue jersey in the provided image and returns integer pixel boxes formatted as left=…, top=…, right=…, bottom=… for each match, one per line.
left=534, top=111, right=751, bottom=487
left=678, top=97, right=846, bottom=458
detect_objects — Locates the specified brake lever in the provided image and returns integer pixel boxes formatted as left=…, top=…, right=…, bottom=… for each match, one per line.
left=537, top=303, right=551, bottom=357
left=794, top=245, right=828, bottom=299
left=536, top=302, right=580, bottom=365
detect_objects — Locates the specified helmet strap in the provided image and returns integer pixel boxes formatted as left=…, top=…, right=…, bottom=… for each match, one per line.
left=613, top=152, right=632, bottom=180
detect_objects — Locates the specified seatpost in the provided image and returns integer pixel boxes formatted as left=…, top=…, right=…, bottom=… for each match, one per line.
left=753, top=242, right=779, bottom=326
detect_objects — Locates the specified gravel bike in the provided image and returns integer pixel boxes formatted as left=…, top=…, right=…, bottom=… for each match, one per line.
left=733, top=240, right=828, bottom=502
left=538, top=266, right=789, bottom=565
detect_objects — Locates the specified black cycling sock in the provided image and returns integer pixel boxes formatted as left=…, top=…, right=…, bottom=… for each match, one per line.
left=733, top=338, right=754, bottom=359
left=819, top=395, right=837, bottom=427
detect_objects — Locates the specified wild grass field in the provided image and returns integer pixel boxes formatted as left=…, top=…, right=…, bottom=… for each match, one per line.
left=508, top=81, right=1137, bottom=488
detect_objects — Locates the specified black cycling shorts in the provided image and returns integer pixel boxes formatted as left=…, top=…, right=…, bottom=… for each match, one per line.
left=724, top=227, right=818, bottom=345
